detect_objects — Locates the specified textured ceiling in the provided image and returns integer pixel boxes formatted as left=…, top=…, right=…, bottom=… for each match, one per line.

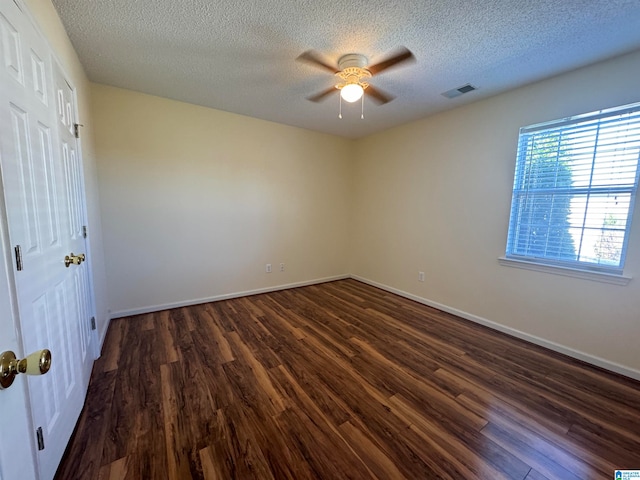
left=51, top=0, right=640, bottom=139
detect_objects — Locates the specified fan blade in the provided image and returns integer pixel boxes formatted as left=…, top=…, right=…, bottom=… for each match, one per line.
left=296, top=50, right=339, bottom=73
left=368, top=47, right=414, bottom=75
left=307, top=86, right=337, bottom=102
left=365, top=85, right=394, bottom=104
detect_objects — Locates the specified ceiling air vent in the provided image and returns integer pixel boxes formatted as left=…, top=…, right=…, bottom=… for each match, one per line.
left=441, top=84, right=477, bottom=99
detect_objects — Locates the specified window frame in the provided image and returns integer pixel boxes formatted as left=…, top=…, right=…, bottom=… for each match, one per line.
left=502, top=102, right=640, bottom=284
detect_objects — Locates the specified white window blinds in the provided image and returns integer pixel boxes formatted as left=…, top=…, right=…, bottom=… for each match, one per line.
left=506, top=102, right=640, bottom=273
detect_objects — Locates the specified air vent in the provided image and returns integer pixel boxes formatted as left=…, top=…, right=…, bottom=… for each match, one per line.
left=441, top=84, right=477, bottom=99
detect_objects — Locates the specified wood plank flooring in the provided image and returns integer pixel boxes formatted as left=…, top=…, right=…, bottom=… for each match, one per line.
left=55, top=279, right=640, bottom=479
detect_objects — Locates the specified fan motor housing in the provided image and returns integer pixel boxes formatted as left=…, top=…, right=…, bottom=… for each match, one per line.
left=337, top=54, right=368, bottom=70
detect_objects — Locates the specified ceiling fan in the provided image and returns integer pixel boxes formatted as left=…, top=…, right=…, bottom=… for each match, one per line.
left=296, top=47, right=415, bottom=106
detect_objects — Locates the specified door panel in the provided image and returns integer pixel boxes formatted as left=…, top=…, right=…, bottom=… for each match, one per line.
left=54, top=63, right=92, bottom=391
left=30, top=49, right=47, bottom=105
left=7, top=104, right=40, bottom=252
left=0, top=12, right=23, bottom=84
left=0, top=6, right=41, bottom=480
left=0, top=1, right=94, bottom=479
left=37, top=122, right=60, bottom=247
left=0, top=112, right=38, bottom=480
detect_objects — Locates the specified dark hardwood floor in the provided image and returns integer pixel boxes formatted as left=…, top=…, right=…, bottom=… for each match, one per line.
left=55, top=279, right=640, bottom=479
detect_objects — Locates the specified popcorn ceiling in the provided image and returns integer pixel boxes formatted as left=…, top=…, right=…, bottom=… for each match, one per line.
left=52, top=0, right=640, bottom=138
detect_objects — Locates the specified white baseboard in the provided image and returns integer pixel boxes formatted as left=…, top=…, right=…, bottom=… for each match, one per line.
left=109, top=274, right=350, bottom=319
left=350, top=275, right=640, bottom=382
left=107, top=272, right=640, bottom=381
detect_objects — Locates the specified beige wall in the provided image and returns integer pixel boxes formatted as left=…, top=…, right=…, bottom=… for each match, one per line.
left=91, top=84, right=353, bottom=315
left=23, top=0, right=109, bottom=344
left=351, top=50, right=640, bottom=375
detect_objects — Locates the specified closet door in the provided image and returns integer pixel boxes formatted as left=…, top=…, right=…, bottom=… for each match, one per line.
left=0, top=1, right=94, bottom=478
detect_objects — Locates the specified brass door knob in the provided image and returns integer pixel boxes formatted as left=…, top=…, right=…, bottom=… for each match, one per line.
left=64, top=252, right=85, bottom=267
left=0, top=349, right=52, bottom=389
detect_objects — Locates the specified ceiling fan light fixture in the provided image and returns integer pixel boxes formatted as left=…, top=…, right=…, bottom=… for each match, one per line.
left=340, top=83, right=364, bottom=103
left=298, top=47, right=414, bottom=109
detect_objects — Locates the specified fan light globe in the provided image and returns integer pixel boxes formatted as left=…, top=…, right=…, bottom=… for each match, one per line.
left=341, top=84, right=364, bottom=103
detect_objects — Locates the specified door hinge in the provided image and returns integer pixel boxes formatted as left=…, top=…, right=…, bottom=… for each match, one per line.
left=14, top=245, right=23, bottom=271
left=36, top=427, right=45, bottom=451
left=91, top=317, right=96, bottom=330
left=74, top=123, right=83, bottom=139
left=83, top=225, right=87, bottom=238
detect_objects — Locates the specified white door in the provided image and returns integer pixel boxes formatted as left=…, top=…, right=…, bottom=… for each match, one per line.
left=0, top=1, right=94, bottom=479
left=52, top=58, right=93, bottom=392
left=0, top=195, right=38, bottom=480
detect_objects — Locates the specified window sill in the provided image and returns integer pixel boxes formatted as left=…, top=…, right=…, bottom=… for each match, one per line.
left=498, top=257, right=632, bottom=286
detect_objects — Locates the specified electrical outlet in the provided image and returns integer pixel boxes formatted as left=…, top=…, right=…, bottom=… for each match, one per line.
left=280, top=263, right=285, bottom=272
left=266, top=264, right=272, bottom=273
left=418, top=271, right=425, bottom=282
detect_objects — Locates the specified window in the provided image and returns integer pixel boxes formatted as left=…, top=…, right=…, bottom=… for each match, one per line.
left=505, top=102, right=640, bottom=276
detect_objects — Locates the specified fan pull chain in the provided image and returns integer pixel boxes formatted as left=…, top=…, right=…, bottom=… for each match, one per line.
left=338, top=95, right=342, bottom=119
left=361, top=95, right=364, bottom=119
